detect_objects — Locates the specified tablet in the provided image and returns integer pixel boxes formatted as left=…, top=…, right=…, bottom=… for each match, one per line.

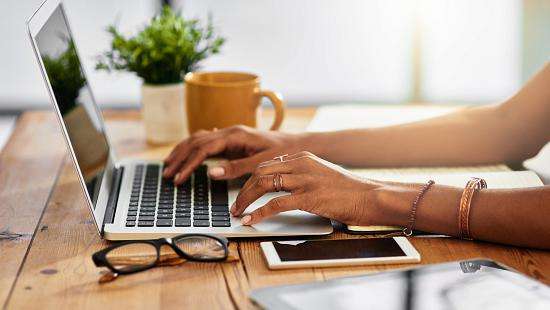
left=261, top=237, right=420, bottom=269
left=250, top=259, right=550, bottom=309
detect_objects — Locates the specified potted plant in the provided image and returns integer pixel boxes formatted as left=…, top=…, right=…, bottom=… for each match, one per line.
left=96, top=6, right=224, bottom=144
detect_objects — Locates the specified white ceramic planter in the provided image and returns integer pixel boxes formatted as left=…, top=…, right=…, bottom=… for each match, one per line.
left=141, top=82, right=188, bottom=144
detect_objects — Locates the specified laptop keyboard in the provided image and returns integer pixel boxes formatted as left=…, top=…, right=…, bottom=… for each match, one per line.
left=125, top=164, right=230, bottom=228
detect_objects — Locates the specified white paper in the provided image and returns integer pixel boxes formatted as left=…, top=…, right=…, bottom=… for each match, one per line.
left=351, top=170, right=543, bottom=189
left=307, top=104, right=458, bottom=132
left=276, top=240, right=307, bottom=246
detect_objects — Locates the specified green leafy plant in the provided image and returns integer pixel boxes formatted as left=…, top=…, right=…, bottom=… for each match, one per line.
left=42, top=38, right=86, bottom=115
left=96, top=6, right=225, bottom=85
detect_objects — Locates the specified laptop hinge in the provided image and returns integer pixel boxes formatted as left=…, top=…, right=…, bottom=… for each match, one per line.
left=102, top=166, right=124, bottom=234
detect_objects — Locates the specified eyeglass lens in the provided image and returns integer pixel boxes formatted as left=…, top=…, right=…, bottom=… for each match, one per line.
left=105, top=242, right=158, bottom=272
left=173, top=236, right=226, bottom=260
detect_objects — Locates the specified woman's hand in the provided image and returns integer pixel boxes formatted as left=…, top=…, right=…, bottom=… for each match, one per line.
left=230, top=151, right=386, bottom=226
left=163, top=125, right=312, bottom=184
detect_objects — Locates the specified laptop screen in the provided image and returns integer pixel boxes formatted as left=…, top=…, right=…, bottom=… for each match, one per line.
left=35, top=5, right=110, bottom=209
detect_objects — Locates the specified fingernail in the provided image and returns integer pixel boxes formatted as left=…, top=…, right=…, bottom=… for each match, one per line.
left=174, top=173, right=180, bottom=182
left=163, top=170, right=170, bottom=177
left=241, top=215, right=251, bottom=225
left=230, top=203, right=236, bottom=215
left=208, top=166, right=225, bottom=178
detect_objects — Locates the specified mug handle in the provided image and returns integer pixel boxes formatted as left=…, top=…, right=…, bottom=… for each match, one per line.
left=258, top=90, right=285, bottom=130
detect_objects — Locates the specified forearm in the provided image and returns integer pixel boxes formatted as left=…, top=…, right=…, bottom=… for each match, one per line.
left=305, top=105, right=507, bottom=166
left=370, top=183, right=550, bottom=249
left=303, top=62, right=550, bottom=167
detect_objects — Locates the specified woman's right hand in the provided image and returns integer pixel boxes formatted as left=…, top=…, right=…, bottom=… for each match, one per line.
left=163, top=125, right=313, bottom=184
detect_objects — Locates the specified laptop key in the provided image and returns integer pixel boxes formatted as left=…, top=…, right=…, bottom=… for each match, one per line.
left=126, top=216, right=137, bottom=221
left=139, top=216, right=155, bottom=221
left=175, top=213, right=191, bottom=218
left=157, top=209, right=173, bottom=214
left=212, top=216, right=229, bottom=222
left=127, top=211, right=137, bottom=216
left=138, top=221, right=154, bottom=227
left=156, top=219, right=173, bottom=227
left=175, top=219, right=191, bottom=227
left=211, top=212, right=229, bottom=217
left=193, top=215, right=209, bottom=220
left=194, top=210, right=209, bottom=215
left=139, top=212, right=155, bottom=216
left=193, top=220, right=210, bottom=227
left=126, top=221, right=136, bottom=227
left=212, top=221, right=231, bottom=227
left=211, top=206, right=229, bottom=212
left=211, top=179, right=228, bottom=206
left=157, top=214, right=173, bottom=219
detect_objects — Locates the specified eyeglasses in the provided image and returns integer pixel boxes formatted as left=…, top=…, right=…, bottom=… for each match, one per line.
left=92, top=234, right=229, bottom=280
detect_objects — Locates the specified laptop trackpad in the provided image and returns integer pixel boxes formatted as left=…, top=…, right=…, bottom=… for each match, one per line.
left=227, top=189, right=331, bottom=233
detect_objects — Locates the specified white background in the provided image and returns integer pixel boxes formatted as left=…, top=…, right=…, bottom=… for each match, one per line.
left=0, top=0, right=541, bottom=109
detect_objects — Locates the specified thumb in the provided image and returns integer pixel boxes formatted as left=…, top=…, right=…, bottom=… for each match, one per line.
left=208, top=153, right=266, bottom=180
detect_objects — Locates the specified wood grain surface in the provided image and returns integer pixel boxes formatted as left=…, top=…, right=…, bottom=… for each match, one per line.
left=2, top=107, right=549, bottom=310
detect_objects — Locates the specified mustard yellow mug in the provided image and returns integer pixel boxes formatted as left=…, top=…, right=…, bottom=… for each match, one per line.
left=184, top=72, right=285, bottom=133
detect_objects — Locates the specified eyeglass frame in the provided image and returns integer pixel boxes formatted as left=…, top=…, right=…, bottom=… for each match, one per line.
left=92, top=233, right=229, bottom=275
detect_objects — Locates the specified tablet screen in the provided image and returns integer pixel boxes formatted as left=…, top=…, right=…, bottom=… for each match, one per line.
left=273, top=238, right=406, bottom=261
left=251, top=260, right=550, bottom=310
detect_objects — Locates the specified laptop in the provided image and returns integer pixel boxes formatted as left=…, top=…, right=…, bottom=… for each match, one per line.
left=27, top=0, right=333, bottom=240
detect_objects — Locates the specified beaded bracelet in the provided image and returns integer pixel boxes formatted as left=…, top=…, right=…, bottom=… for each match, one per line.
left=458, top=178, right=487, bottom=239
left=403, top=180, right=435, bottom=236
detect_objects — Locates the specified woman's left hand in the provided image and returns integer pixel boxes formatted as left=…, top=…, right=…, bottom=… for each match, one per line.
left=230, top=151, right=384, bottom=226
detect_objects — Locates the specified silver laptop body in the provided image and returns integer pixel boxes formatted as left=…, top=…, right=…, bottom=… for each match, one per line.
left=27, top=0, right=332, bottom=240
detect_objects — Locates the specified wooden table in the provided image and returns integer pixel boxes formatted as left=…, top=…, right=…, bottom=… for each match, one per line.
left=2, top=108, right=550, bottom=309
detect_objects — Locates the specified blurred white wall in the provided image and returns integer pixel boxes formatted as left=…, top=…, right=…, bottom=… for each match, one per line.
left=419, top=0, right=521, bottom=103
left=1, top=0, right=547, bottom=109
left=178, top=0, right=415, bottom=105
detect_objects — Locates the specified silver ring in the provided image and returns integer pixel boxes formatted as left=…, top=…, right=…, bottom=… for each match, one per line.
left=273, top=154, right=289, bottom=162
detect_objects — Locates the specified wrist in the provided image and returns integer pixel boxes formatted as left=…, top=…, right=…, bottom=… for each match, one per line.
left=367, top=182, right=417, bottom=227
left=294, top=132, right=329, bottom=158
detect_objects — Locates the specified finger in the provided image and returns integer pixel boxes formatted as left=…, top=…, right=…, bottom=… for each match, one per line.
left=164, top=141, right=184, bottom=165
left=231, top=174, right=302, bottom=216
left=253, top=157, right=306, bottom=176
left=164, top=130, right=211, bottom=164
left=234, top=153, right=309, bottom=192
left=207, top=151, right=268, bottom=180
left=256, top=151, right=315, bottom=167
left=234, top=160, right=294, bottom=196
left=241, top=195, right=302, bottom=225
left=173, top=139, right=226, bottom=184
left=163, top=132, right=228, bottom=178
